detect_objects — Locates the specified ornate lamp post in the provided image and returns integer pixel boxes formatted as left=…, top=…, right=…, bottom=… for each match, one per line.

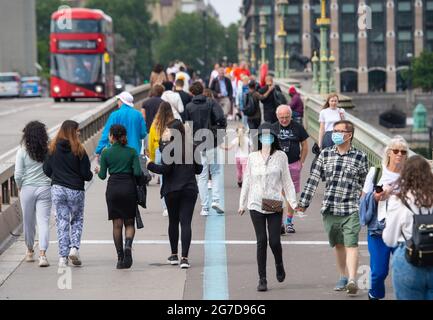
left=312, top=51, right=320, bottom=93
left=276, top=0, right=288, bottom=79
left=316, top=0, right=330, bottom=94
left=250, top=31, right=257, bottom=71
left=259, top=10, right=267, bottom=66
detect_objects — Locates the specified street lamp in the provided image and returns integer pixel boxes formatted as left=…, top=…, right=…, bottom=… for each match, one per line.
left=276, top=0, right=288, bottom=78
left=407, top=52, right=413, bottom=109
left=259, top=10, right=267, bottom=66
left=250, top=31, right=257, bottom=70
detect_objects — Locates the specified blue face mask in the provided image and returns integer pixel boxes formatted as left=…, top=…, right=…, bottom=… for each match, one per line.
left=331, top=132, right=346, bottom=145
left=260, top=134, right=274, bottom=145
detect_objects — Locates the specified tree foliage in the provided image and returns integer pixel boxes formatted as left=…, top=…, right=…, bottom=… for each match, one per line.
left=412, top=51, right=433, bottom=92
left=155, top=12, right=238, bottom=77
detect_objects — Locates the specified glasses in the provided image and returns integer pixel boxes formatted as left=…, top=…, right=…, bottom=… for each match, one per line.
left=332, top=130, right=351, bottom=133
left=391, top=149, right=407, bottom=155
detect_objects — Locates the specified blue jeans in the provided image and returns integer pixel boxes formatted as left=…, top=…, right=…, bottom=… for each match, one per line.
left=392, top=245, right=433, bottom=300
left=155, top=148, right=167, bottom=211
left=368, top=233, right=393, bottom=299
left=197, top=148, right=223, bottom=210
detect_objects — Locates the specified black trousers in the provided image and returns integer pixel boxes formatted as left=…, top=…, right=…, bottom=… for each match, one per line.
left=250, top=210, right=283, bottom=279
left=165, top=190, right=198, bottom=258
left=247, top=118, right=261, bottom=130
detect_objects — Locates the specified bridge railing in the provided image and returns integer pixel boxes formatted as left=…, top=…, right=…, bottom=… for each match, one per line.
left=275, top=80, right=416, bottom=167
left=0, top=84, right=151, bottom=251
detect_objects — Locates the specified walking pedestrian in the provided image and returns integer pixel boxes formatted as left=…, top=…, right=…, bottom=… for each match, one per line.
left=383, top=156, right=433, bottom=300
left=185, top=81, right=227, bottom=216
left=161, top=87, right=184, bottom=121
left=360, top=136, right=409, bottom=300
left=243, top=80, right=272, bottom=130
left=318, top=94, right=345, bottom=149
left=146, top=119, right=203, bottom=269
left=271, top=105, right=309, bottom=235
left=43, top=120, right=93, bottom=268
left=15, top=121, right=52, bottom=267
left=210, top=67, right=233, bottom=118
left=175, top=66, right=191, bottom=92
left=150, top=63, right=168, bottom=87
left=174, top=78, right=192, bottom=118
left=220, top=124, right=250, bottom=188
left=141, top=84, right=164, bottom=131
left=235, top=75, right=250, bottom=129
left=209, top=63, right=220, bottom=87
left=147, top=101, right=175, bottom=216
left=238, top=122, right=298, bottom=292
left=288, top=86, right=304, bottom=125
left=297, top=120, right=368, bottom=296
left=96, top=91, right=147, bottom=159
left=258, top=75, right=285, bottom=124
left=95, top=125, right=142, bottom=269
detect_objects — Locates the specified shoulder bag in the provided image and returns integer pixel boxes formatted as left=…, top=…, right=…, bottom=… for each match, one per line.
left=261, top=155, right=283, bottom=213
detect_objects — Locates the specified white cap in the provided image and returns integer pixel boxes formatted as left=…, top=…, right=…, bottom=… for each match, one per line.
left=117, top=91, right=134, bottom=107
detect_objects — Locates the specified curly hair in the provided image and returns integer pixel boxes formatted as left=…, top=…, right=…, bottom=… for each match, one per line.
left=110, top=125, right=127, bottom=146
left=398, top=155, right=433, bottom=208
left=21, top=121, right=49, bottom=162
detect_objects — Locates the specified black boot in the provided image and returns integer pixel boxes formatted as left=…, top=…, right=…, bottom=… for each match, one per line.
left=116, top=250, right=125, bottom=269
left=276, top=263, right=285, bottom=282
left=257, top=278, right=267, bottom=292
left=123, top=238, right=133, bottom=269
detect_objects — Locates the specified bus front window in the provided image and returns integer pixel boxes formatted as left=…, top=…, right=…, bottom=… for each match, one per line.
left=52, top=54, right=102, bottom=85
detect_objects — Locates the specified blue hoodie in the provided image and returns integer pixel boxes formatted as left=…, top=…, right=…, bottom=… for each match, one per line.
left=95, top=104, right=147, bottom=155
left=359, top=192, right=386, bottom=236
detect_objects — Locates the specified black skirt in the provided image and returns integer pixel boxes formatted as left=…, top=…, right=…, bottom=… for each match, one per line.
left=106, top=173, right=137, bottom=220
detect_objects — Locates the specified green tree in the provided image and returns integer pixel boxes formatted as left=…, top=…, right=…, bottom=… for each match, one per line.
left=36, top=0, right=64, bottom=79
left=85, top=0, right=157, bottom=83
left=155, top=12, right=238, bottom=78
left=412, top=51, right=433, bottom=92
left=225, top=23, right=239, bottom=64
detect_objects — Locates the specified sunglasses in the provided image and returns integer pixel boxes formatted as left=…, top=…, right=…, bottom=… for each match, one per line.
left=391, top=149, right=407, bottom=155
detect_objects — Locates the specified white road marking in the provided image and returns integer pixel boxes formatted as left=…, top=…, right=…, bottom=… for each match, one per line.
left=48, top=240, right=368, bottom=245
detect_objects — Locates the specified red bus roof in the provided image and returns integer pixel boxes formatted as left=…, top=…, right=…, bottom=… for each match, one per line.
left=51, top=8, right=111, bottom=21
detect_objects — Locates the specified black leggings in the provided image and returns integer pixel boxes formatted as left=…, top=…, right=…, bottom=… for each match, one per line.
left=250, top=210, right=283, bottom=279
left=164, top=190, right=198, bottom=258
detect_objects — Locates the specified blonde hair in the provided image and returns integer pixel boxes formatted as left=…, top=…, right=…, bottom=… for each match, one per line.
left=382, top=135, right=409, bottom=168
left=323, top=93, right=339, bottom=109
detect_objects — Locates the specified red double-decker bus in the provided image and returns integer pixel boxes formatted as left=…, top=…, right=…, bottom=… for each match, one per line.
left=50, top=8, right=114, bottom=101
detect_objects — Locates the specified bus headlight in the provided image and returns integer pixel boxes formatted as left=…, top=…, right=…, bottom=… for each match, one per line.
left=95, top=85, right=103, bottom=93
left=53, top=86, right=60, bottom=93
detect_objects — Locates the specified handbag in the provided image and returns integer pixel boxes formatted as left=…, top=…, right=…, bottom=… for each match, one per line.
left=135, top=207, right=144, bottom=229
left=136, top=172, right=147, bottom=209
left=261, top=155, right=283, bottom=213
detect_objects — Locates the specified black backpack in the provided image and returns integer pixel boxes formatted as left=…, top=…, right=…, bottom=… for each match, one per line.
left=402, top=202, right=433, bottom=267
left=243, top=93, right=258, bottom=116
left=273, top=87, right=287, bottom=106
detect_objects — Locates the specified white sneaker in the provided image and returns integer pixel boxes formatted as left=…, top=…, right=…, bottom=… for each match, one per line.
left=211, top=202, right=224, bottom=214
left=200, top=209, right=209, bottom=216
left=68, top=247, right=82, bottom=266
left=58, top=257, right=68, bottom=268
left=25, top=250, right=35, bottom=262
left=39, top=256, right=50, bottom=267
left=207, top=181, right=212, bottom=189
left=163, top=209, right=168, bottom=217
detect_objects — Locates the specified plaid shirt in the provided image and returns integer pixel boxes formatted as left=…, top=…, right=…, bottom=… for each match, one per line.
left=299, top=145, right=368, bottom=216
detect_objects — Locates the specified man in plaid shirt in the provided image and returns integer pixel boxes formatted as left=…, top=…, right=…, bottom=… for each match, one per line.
left=297, top=120, right=368, bottom=296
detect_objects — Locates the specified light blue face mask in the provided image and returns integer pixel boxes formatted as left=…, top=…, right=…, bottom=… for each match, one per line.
left=260, top=134, right=274, bottom=145
left=331, top=132, right=345, bottom=145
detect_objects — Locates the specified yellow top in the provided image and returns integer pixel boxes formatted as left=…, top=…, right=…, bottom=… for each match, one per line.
left=147, top=123, right=161, bottom=162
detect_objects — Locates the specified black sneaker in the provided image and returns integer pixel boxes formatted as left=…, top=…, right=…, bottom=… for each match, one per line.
left=167, top=255, right=179, bottom=265
left=237, top=181, right=242, bottom=188
left=280, top=224, right=286, bottom=235
left=276, top=263, right=286, bottom=282
left=285, top=223, right=296, bottom=234
left=257, top=278, right=267, bottom=292
left=180, top=258, right=190, bottom=269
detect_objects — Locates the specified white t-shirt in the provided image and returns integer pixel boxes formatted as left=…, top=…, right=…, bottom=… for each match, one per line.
left=175, top=71, right=190, bottom=92
left=362, top=166, right=401, bottom=221
left=319, top=108, right=345, bottom=132
left=230, top=136, right=250, bottom=158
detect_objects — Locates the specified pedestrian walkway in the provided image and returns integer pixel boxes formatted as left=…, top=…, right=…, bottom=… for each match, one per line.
left=0, top=130, right=394, bottom=300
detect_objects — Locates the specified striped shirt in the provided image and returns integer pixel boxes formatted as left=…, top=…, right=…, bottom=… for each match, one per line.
left=299, top=145, right=368, bottom=216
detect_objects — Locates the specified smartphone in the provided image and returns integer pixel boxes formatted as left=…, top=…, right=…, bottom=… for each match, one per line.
left=374, top=185, right=383, bottom=193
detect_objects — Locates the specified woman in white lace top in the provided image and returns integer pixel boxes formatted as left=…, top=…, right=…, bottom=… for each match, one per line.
left=238, top=123, right=298, bottom=292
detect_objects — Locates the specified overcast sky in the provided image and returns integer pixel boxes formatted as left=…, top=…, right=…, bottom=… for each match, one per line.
left=207, top=0, right=242, bottom=27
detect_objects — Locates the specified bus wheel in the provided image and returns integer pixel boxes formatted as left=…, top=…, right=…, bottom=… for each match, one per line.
left=54, top=98, right=61, bottom=102
left=70, top=98, right=75, bottom=102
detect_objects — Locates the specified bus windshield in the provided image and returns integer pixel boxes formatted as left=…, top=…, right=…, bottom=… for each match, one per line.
left=51, top=54, right=102, bottom=84
left=51, top=19, right=101, bottom=33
